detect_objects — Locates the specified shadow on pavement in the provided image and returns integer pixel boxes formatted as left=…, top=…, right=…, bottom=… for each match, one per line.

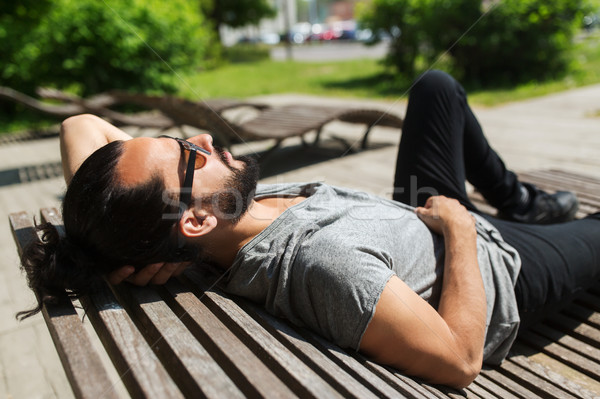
left=0, top=161, right=63, bottom=187
left=255, top=140, right=395, bottom=178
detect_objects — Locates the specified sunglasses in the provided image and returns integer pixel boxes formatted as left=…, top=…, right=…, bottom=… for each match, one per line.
left=159, top=135, right=211, bottom=215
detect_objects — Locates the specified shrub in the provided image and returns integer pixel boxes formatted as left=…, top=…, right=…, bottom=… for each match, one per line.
left=358, top=0, right=591, bottom=86
left=453, top=0, right=590, bottom=86
left=1, top=0, right=215, bottom=96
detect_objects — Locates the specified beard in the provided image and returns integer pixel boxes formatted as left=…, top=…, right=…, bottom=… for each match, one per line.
left=202, top=147, right=260, bottom=225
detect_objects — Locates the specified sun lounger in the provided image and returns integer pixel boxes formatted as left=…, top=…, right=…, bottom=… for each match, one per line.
left=102, top=92, right=404, bottom=153
left=9, top=169, right=600, bottom=398
left=0, top=87, right=403, bottom=154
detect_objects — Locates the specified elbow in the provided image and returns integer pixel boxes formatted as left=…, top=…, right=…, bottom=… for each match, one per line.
left=61, top=114, right=104, bottom=146
left=61, top=114, right=98, bottom=133
left=451, top=358, right=482, bottom=389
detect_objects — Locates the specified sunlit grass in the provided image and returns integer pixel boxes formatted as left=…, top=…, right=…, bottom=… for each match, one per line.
left=179, top=58, right=393, bottom=100
left=180, top=33, right=600, bottom=107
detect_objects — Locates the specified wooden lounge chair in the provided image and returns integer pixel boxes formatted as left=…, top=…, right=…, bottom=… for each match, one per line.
left=9, top=169, right=600, bottom=398
left=96, top=91, right=404, bottom=153
left=0, top=87, right=403, bottom=154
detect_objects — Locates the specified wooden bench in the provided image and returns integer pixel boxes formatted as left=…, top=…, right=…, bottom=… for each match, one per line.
left=9, top=169, right=600, bottom=398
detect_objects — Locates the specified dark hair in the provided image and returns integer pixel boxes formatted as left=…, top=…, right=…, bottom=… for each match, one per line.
left=17, top=140, right=198, bottom=320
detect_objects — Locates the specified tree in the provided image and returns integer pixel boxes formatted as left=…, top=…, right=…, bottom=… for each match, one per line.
left=357, top=0, right=590, bottom=86
left=1, top=0, right=215, bottom=96
left=452, top=0, right=590, bottom=85
left=200, top=0, right=276, bottom=42
left=0, top=0, right=53, bottom=94
left=357, top=0, right=430, bottom=78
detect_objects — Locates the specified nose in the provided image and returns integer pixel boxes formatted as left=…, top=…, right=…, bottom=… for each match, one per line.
left=189, top=134, right=213, bottom=152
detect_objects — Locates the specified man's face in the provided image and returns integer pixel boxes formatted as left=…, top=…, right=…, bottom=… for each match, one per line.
left=116, top=134, right=259, bottom=223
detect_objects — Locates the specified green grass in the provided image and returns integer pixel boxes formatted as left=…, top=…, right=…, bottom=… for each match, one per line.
left=178, top=33, right=600, bottom=107
left=179, top=58, right=396, bottom=100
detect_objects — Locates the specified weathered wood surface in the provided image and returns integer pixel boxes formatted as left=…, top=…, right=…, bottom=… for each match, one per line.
left=9, top=169, right=600, bottom=398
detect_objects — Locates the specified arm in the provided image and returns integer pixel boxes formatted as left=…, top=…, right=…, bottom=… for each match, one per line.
left=360, top=196, right=486, bottom=389
left=60, top=114, right=132, bottom=184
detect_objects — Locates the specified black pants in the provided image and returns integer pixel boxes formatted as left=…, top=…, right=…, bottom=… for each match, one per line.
left=393, top=70, right=600, bottom=329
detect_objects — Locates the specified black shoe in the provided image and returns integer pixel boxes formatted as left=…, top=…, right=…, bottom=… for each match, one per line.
left=497, top=183, right=579, bottom=224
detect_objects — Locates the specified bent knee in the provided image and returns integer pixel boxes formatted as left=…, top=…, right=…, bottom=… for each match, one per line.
left=410, top=70, right=460, bottom=99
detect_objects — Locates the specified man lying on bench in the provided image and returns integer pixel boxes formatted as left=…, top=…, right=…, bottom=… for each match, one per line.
left=18, top=71, right=600, bottom=389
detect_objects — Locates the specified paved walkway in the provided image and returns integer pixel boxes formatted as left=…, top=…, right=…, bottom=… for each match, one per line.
left=0, top=84, right=598, bottom=398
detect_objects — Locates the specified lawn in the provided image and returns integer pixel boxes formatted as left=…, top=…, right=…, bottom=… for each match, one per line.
left=179, top=58, right=393, bottom=100
left=180, top=33, right=600, bottom=107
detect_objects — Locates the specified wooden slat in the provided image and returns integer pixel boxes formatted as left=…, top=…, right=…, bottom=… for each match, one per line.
left=519, top=171, right=600, bottom=210
left=466, top=379, right=498, bottom=399
left=508, top=350, right=600, bottom=399
left=519, top=330, right=600, bottom=381
left=183, top=271, right=344, bottom=399
left=564, top=303, right=600, bottom=330
left=525, top=170, right=600, bottom=192
left=358, top=360, right=434, bottom=399
left=479, top=368, right=543, bottom=399
left=112, top=284, right=245, bottom=398
left=301, top=329, right=413, bottom=398
left=242, top=105, right=402, bottom=141
left=472, top=373, right=520, bottom=399
left=9, top=212, right=119, bottom=399
left=544, top=313, right=600, bottom=350
left=162, top=279, right=297, bottom=398
left=533, top=323, right=600, bottom=361
left=85, top=287, right=184, bottom=398
left=460, top=388, right=484, bottom=399
left=521, top=170, right=600, bottom=194
left=9, top=211, right=38, bottom=256
left=243, top=302, right=381, bottom=399
left=40, top=207, right=184, bottom=399
left=498, top=360, right=577, bottom=399
left=420, top=382, right=467, bottom=399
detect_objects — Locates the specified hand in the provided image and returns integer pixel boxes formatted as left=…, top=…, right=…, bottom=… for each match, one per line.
left=415, top=196, right=475, bottom=236
left=107, top=261, right=192, bottom=286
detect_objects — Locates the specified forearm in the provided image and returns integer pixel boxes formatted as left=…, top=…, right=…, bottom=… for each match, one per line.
left=60, top=114, right=132, bottom=184
left=438, top=223, right=486, bottom=375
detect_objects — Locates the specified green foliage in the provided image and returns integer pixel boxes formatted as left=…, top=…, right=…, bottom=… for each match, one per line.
left=1, top=0, right=215, bottom=96
left=358, top=0, right=591, bottom=86
left=0, top=0, right=52, bottom=93
left=200, top=0, right=276, bottom=34
left=357, top=0, right=430, bottom=77
left=455, top=0, right=590, bottom=85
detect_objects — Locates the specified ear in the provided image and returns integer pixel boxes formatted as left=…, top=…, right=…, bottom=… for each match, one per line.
left=178, top=208, right=217, bottom=239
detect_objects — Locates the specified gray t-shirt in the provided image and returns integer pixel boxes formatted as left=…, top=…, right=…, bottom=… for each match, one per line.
left=223, top=182, right=522, bottom=364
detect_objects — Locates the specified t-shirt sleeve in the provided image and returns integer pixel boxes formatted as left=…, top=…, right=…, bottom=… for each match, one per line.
left=289, top=237, right=395, bottom=351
